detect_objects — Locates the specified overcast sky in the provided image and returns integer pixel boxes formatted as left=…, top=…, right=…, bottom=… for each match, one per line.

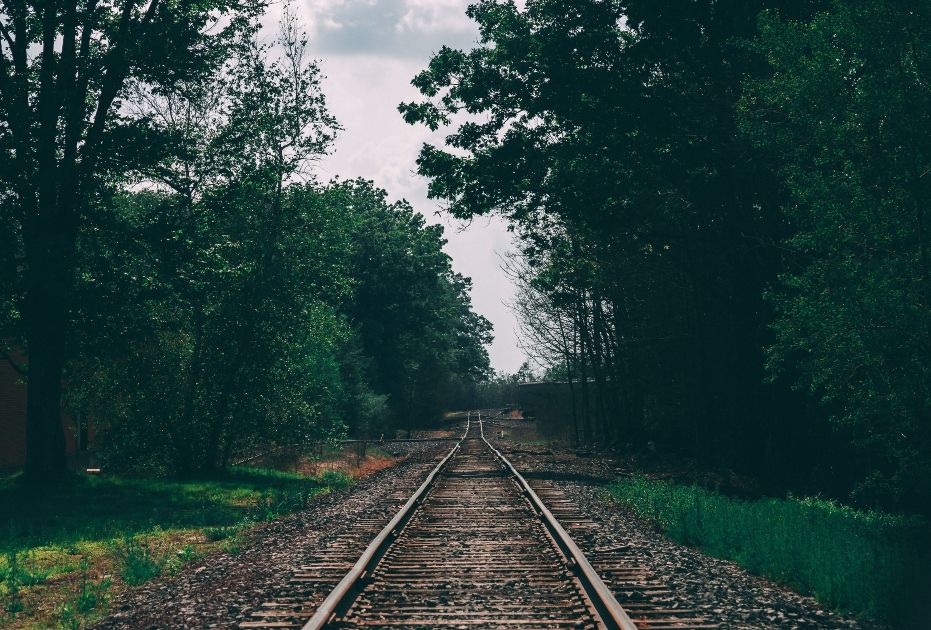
left=273, top=0, right=524, bottom=373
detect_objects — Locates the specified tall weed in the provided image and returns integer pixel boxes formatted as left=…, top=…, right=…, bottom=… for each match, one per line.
left=111, top=536, right=163, bottom=586
left=609, top=476, right=930, bottom=626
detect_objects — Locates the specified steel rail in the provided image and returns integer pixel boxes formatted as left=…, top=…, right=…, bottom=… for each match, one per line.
left=478, top=412, right=639, bottom=630
left=303, top=410, right=638, bottom=630
left=301, top=415, right=471, bottom=630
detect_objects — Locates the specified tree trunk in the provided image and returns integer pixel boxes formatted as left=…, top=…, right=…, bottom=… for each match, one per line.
left=576, top=295, right=592, bottom=443
left=558, top=314, right=580, bottom=445
left=172, top=317, right=204, bottom=473
left=23, top=271, right=69, bottom=481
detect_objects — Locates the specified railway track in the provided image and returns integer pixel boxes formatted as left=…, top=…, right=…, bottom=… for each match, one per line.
left=243, top=411, right=714, bottom=629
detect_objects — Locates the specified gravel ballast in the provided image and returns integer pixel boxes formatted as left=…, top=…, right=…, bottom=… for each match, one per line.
left=487, top=417, right=872, bottom=630
left=94, top=419, right=875, bottom=629
left=93, top=441, right=449, bottom=629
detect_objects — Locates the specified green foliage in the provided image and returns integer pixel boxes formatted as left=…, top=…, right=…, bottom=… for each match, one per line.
left=448, top=369, right=521, bottom=410
left=609, top=476, right=930, bottom=625
left=223, top=538, right=242, bottom=556
left=0, top=468, right=341, bottom=557
left=1, top=0, right=493, bottom=480
left=166, top=545, right=200, bottom=576
left=740, top=1, right=931, bottom=509
left=2, top=546, right=52, bottom=593
left=401, top=0, right=825, bottom=463
left=4, top=548, right=23, bottom=615
left=65, top=12, right=348, bottom=474
left=75, top=558, right=110, bottom=613
left=318, top=470, right=353, bottom=489
left=203, top=526, right=237, bottom=542
left=330, top=179, right=493, bottom=431
left=0, top=465, right=349, bottom=627
left=112, top=537, right=164, bottom=586
left=405, top=0, right=931, bottom=511
left=57, top=25, right=490, bottom=475
left=56, top=558, right=111, bottom=629
left=0, top=0, right=265, bottom=481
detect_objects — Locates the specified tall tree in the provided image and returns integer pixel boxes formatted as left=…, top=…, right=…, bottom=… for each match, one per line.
left=742, top=1, right=931, bottom=508
left=0, top=0, right=261, bottom=479
left=401, top=0, right=882, bottom=492
left=66, top=11, right=343, bottom=474
left=329, top=179, right=492, bottom=429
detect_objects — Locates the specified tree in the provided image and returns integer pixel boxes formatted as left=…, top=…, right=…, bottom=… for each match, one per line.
left=0, top=0, right=261, bottom=480
left=402, top=0, right=930, bottom=495
left=399, top=0, right=804, bottom=454
left=328, top=179, right=492, bottom=431
left=66, top=12, right=345, bottom=474
left=401, top=0, right=931, bottom=509
left=741, top=1, right=931, bottom=509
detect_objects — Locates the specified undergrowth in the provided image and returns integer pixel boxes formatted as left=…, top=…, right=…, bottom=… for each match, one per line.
left=608, top=475, right=930, bottom=627
left=113, top=536, right=164, bottom=586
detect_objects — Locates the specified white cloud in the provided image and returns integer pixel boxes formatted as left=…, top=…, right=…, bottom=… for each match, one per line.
left=299, top=0, right=479, bottom=58
left=296, top=3, right=525, bottom=372
left=398, top=0, right=476, bottom=34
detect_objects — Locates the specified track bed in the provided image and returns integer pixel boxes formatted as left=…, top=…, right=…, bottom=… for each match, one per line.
left=339, top=427, right=598, bottom=628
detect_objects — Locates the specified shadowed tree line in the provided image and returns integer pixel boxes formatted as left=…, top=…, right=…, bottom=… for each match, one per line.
left=402, top=0, right=931, bottom=513
left=0, top=5, right=491, bottom=477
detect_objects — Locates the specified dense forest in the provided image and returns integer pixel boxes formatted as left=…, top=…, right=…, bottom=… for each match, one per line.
left=0, top=6, right=491, bottom=477
left=2, top=0, right=929, bottom=518
left=402, top=0, right=931, bottom=514
left=3, top=2, right=930, bottom=627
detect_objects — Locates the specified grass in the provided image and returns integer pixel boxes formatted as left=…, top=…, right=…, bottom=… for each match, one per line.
left=112, top=536, right=164, bottom=586
left=294, top=444, right=400, bottom=479
left=608, top=475, right=931, bottom=628
left=0, top=466, right=353, bottom=629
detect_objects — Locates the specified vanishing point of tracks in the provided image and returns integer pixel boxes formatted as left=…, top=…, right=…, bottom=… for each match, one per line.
left=242, top=412, right=713, bottom=629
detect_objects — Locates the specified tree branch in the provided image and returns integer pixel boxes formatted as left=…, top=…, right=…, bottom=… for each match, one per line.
left=0, top=17, right=15, bottom=51
left=84, top=0, right=138, bottom=156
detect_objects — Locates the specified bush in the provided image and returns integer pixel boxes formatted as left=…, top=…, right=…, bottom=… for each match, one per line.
left=318, top=470, right=352, bottom=488
left=76, top=557, right=110, bottom=614
left=3, top=549, right=23, bottom=615
left=609, top=476, right=930, bottom=626
left=165, top=545, right=199, bottom=576
left=112, top=537, right=163, bottom=586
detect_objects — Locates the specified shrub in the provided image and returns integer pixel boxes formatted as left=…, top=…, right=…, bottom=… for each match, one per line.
left=319, top=470, right=352, bottom=488
left=112, top=537, right=163, bottom=586
left=165, top=545, right=199, bottom=576
left=4, top=548, right=23, bottom=615
left=608, top=476, right=930, bottom=626
left=223, top=537, right=241, bottom=556
left=75, top=558, right=110, bottom=614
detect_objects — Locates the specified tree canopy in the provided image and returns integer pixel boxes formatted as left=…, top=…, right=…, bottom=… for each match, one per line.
left=403, top=0, right=931, bottom=512
left=1, top=6, right=491, bottom=477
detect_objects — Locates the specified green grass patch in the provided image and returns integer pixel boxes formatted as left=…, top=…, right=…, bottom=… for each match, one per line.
left=608, top=476, right=930, bottom=627
left=317, top=469, right=352, bottom=488
left=203, top=525, right=238, bottom=542
left=0, top=466, right=341, bottom=555
left=112, top=536, right=164, bottom=586
left=0, top=466, right=352, bottom=628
